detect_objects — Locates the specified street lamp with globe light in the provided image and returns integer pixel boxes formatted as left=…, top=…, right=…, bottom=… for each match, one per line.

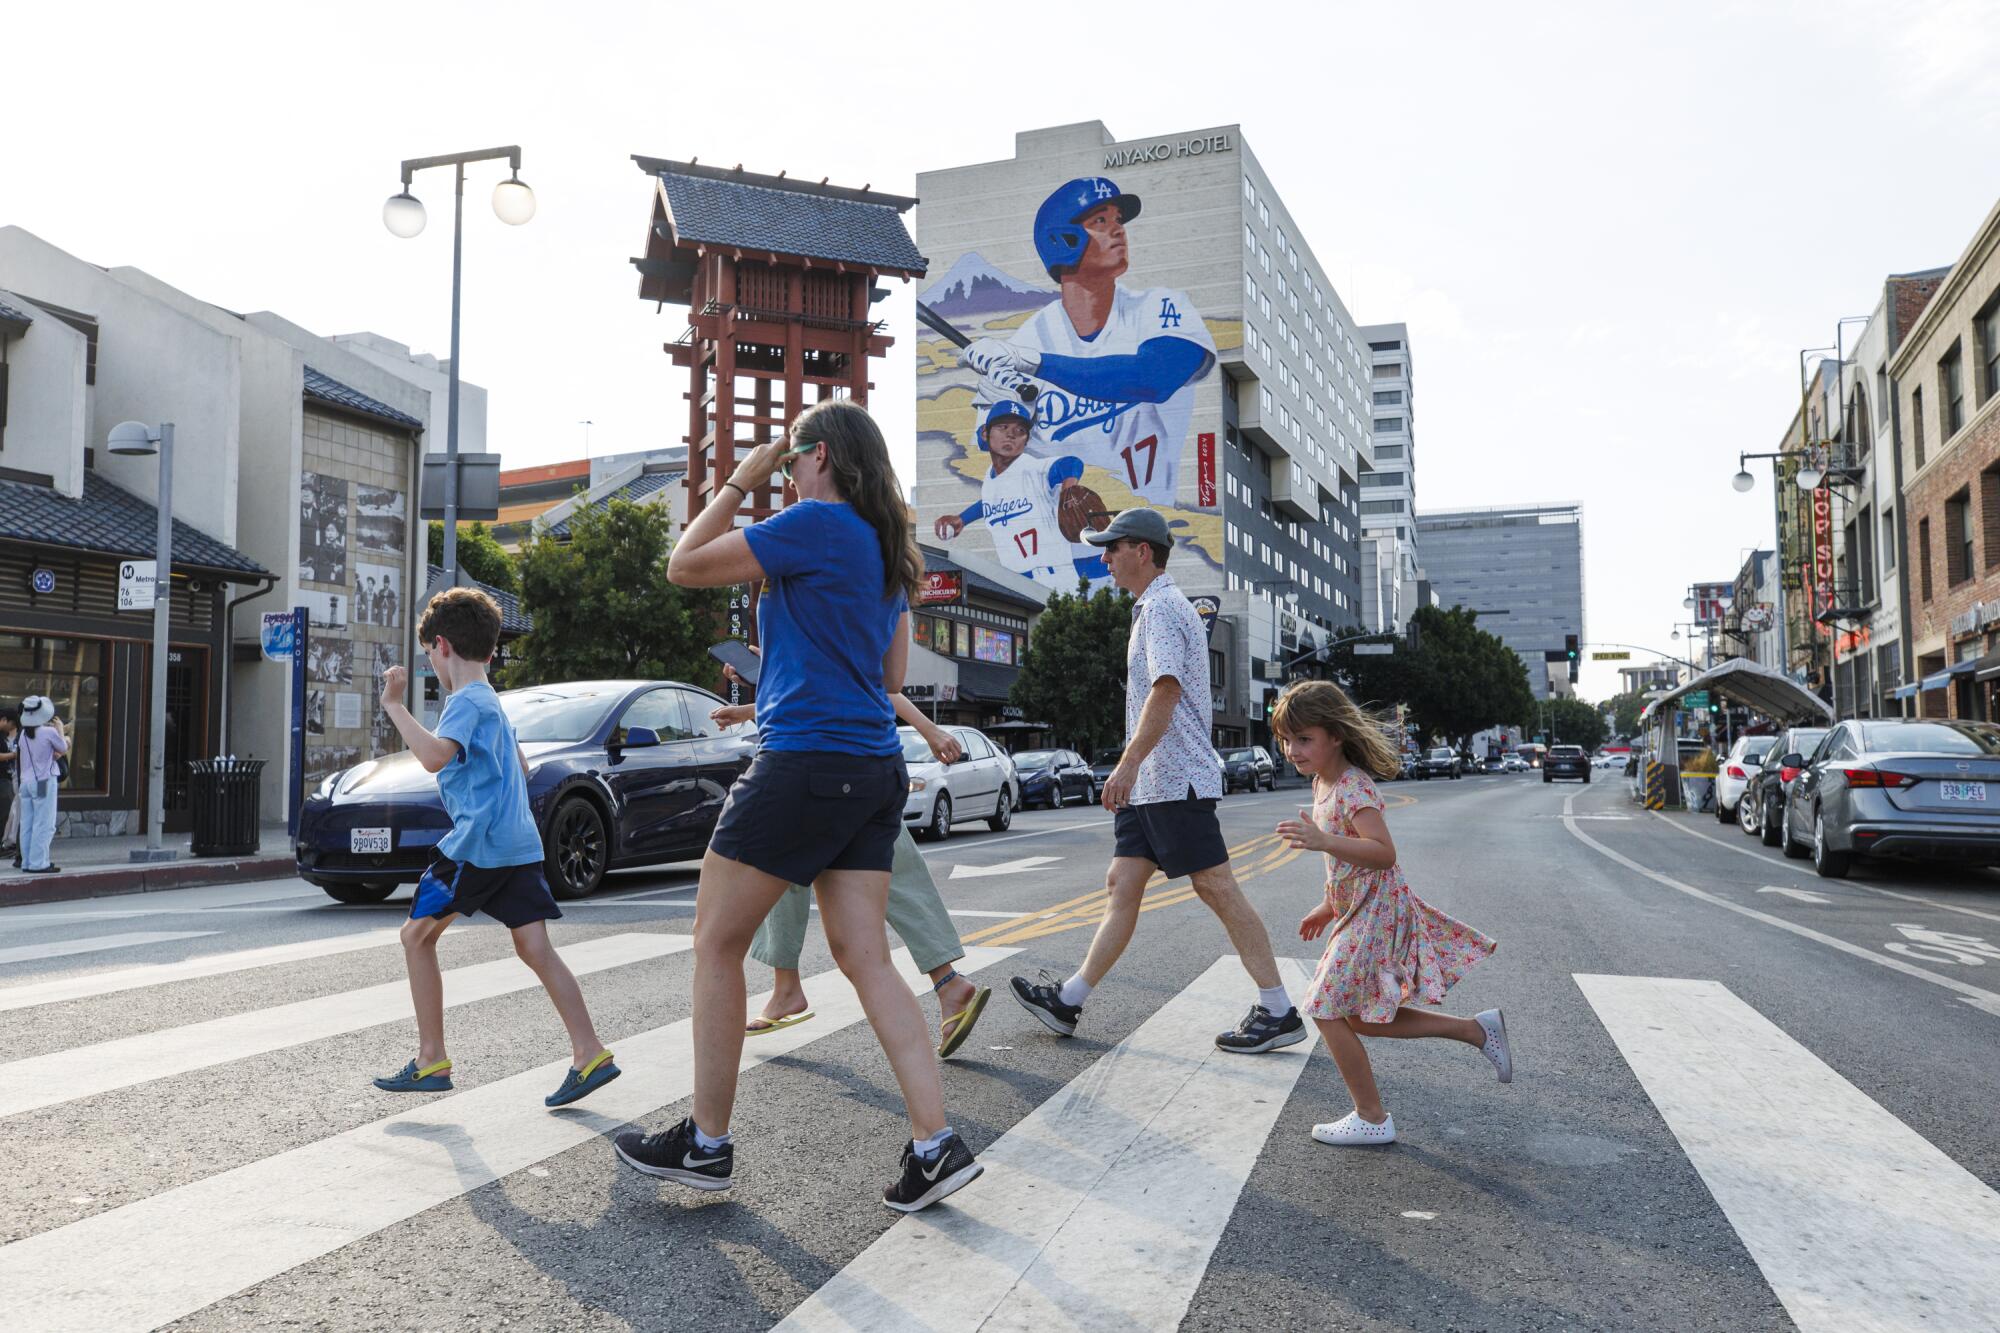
left=383, top=145, right=534, bottom=589
left=106, top=421, right=177, bottom=863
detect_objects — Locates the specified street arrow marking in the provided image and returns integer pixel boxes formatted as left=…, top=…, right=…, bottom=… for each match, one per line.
left=1758, top=886, right=1831, bottom=904
left=949, top=855, right=1063, bottom=880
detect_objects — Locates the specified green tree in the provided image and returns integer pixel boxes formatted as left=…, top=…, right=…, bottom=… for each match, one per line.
left=1009, top=580, right=1135, bottom=756
left=505, top=498, right=727, bottom=689
left=426, top=520, right=518, bottom=594
left=1607, top=689, right=1649, bottom=740
left=1541, top=696, right=1608, bottom=750
left=1327, top=607, right=1533, bottom=747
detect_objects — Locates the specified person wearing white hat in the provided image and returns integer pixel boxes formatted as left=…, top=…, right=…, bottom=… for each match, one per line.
left=13, top=695, right=69, bottom=874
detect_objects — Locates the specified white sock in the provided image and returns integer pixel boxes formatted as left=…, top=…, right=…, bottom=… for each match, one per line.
left=1058, top=974, right=1093, bottom=1008
left=1258, top=985, right=1294, bottom=1016
left=693, top=1123, right=731, bottom=1152
left=913, top=1126, right=954, bottom=1160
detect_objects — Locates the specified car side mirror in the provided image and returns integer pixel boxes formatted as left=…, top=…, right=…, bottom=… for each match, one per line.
left=1781, top=753, right=1804, bottom=769
left=621, top=726, right=663, bottom=749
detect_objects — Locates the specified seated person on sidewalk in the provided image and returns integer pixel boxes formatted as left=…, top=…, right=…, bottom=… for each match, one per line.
left=373, top=587, right=622, bottom=1108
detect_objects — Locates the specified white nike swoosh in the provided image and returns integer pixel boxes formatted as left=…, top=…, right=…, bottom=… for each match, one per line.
left=683, top=1153, right=726, bottom=1169
left=921, top=1156, right=948, bottom=1182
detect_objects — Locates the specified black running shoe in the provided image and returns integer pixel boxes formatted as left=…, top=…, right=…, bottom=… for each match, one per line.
left=1214, top=1004, right=1307, bottom=1054
left=1009, top=971, right=1082, bottom=1037
left=613, top=1116, right=733, bottom=1192
left=883, top=1131, right=984, bottom=1213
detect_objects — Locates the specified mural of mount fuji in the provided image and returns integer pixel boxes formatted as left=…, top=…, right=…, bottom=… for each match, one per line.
left=918, top=252, right=1052, bottom=318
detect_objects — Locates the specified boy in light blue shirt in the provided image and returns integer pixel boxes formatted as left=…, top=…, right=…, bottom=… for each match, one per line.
left=374, top=587, right=620, bottom=1107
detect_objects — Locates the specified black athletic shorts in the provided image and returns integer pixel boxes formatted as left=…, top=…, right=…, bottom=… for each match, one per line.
left=709, top=749, right=907, bottom=886
left=1113, top=787, right=1229, bottom=879
left=410, top=855, right=562, bottom=928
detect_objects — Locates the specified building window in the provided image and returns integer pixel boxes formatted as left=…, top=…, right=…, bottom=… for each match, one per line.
left=1984, top=463, right=2000, bottom=572
left=1847, top=384, right=1871, bottom=459
left=1882, top=507, right=1896, bottom=572
left=1258, top=200, right=1269, bottom=227
left=0, top=635, right=107, bottom=792
left=1375, top=443, right=1405, bottom=460
left=1244, top=221, right=1256, bottom=249
left=1369, top=340, right=1403, bottom=352
left=1942, top=341, right=1966, bottom=438
left=1913, top=386, right=1926, bottom=469
left=1944, top=487, right=1976, bottom=585
left=1372, top=363, right=1402, bottom=380
left=1979, top=291, right=2000, bottom=405
left=1373, top=418, right=1405, bottom=433
left=1857, top=507, right=1876, bottom=604
left=1919, top=517, right=1934, bottom=601
left=1372, top=390, right=1404, bottom=406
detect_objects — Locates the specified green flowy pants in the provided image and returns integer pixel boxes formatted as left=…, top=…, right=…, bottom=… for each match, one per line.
left=749, top=825, right=965, bottom=975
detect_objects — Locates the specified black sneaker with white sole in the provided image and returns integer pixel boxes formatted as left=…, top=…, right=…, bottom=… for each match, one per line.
left=1009, top=972, right=1082, bottom=1037
left=613, top=1116, right=733, bottom=1192
left=1214, top=1004, right=1308, bottom=1054
left=883, top=1131, right=984, bottom=1213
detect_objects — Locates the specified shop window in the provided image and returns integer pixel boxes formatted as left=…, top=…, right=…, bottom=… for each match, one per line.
left=912, top=616, right=933, bottom=649
left=0, top=634, right=108, bottom=791
left=954, top=621, right=971, bottom=658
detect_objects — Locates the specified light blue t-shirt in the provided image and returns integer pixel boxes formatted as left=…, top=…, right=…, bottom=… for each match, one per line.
left=743, top=500, right=904, bottom=757
left=434, top=680, right=545, bottom=868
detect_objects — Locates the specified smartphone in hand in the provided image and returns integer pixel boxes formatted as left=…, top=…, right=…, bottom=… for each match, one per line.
left=707, top=639, right=762, bottom=686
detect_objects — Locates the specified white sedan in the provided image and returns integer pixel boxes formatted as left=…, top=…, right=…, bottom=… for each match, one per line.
left=903, top=726, right=1021, bottom=840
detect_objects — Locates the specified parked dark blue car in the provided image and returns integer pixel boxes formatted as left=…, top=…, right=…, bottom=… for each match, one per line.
left=1010, top=748, right=1096, bottom=809
left=296, top=679, right=754, bottom=904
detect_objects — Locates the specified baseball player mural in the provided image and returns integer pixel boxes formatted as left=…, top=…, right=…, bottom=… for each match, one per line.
left=916, top=173, right=1226, bottom=594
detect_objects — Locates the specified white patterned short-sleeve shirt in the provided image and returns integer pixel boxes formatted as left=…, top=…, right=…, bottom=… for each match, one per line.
left=1125, top=572, right=1224, bottom=804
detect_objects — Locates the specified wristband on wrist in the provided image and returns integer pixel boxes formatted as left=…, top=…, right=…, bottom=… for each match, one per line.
left=718, top=480, right=747, bottom=499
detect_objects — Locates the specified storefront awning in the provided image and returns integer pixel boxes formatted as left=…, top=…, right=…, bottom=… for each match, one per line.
left=1972, top=652, right=2000, bottom=682
left=1892, top=682, right=1922, bottom=700
left=1919, top=660, right=1978, bottom=690
left=1639, top=657, right=1833, bottom=725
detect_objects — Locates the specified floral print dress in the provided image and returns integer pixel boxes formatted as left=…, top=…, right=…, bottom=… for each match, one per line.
left=1303, top=767, right=1497, bottom=1024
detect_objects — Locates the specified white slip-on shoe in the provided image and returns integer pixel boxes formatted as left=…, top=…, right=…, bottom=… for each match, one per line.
left=1476, top=1008, right=1512, bottom=1083
left=1311, top=1110, right=1396, bottom=1146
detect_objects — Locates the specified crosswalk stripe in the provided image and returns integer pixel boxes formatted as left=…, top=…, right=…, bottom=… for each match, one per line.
left=0, top=929, right=405, bottom=1013
left=0, top=944, right=1018, bottom=1333
left=0, top=881, right=324, bottom=929
left=778, top=953, right=1315, bottom=1331
left=0, top=932, right=691, bottom=1119
left=0, top=930, right=217, bottom=966
left=1576, top=974, right=2000, bottom=1332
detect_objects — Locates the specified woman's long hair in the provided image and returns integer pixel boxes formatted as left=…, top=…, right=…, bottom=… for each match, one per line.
left=790, top=399, right=923, bottom=600
left=1270, top=680, right=1404, bottom=780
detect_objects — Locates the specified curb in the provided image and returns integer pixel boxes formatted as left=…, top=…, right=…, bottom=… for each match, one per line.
left=0, top=855, right=297, bottom=908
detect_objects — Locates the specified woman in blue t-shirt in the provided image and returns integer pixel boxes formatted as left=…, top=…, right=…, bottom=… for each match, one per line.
left=614, top=400, right=984, bottom=1213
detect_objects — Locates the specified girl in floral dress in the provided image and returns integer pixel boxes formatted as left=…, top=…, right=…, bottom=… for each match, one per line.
left=1272, top=681, right=1513, bottom=1146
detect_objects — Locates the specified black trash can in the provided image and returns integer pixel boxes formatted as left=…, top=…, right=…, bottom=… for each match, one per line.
left=188, top=757, right=266, bottom=857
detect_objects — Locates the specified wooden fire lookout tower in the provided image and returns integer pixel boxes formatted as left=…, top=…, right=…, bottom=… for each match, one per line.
left=631, top=157, right=927, bottom=522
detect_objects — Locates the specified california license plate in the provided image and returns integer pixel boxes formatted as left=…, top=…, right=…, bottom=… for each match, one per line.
left=350, top=827, right=392, bottom=854
left=1941, top=781, right=1987, bottom=802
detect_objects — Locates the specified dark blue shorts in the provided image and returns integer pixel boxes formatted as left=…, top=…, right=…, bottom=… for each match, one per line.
left=410, top=855, right=562, bottom=928
left=1113, top=788, right=1229, bottom=879
left=709, top=749, right=907, bottom=886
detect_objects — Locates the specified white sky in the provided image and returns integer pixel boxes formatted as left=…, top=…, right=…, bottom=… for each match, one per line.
left=9, top=0, right=1997, bottom=700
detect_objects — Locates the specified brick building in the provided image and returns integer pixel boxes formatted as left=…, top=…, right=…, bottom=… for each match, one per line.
left=1895, top=198, right=2000, bottom=719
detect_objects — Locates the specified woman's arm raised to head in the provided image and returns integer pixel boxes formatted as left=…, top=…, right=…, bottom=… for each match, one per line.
left=667, top=525, right=767, bottom=588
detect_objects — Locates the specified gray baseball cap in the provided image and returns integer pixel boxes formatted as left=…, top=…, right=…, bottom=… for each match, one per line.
left=1082, top=506, right=1171, bottom=548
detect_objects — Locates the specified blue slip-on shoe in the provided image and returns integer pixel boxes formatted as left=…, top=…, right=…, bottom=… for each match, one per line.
left=373, top=1057, right=454, bottom=1092
left=545, top=1050, right=620, bottom=1108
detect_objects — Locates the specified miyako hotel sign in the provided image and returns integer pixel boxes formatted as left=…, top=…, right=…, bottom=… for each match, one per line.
left=1105, top=134, right=1234, bottom=168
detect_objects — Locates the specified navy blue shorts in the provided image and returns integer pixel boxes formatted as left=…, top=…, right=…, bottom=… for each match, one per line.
left=1113, top=788, right=1230, bottom=879
left=410, top=855, right=562, bottom=928
left=709, top=749, right=907, bottom=886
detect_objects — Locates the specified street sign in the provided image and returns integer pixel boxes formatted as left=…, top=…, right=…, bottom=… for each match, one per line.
left=1684, top=690, right=1710, bottom=709
left=260, top=612, right=297, bottom=661
left=1352, top=643, right=1395, bottom=655
left=29, top=567, right=56, bottom=596
left=117, top=560, right=157, bottom=611
left=1592, top=651, right=1631, bottom=661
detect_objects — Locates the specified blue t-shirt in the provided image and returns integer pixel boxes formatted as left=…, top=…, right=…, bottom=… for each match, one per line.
left=743, top=500, right=904, bottom=756
left=434, top=680, right=546, bottom=868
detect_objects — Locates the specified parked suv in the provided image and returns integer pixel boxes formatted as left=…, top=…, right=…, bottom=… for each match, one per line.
left=1543, top=745, right=1591, bottom=783
left=1415, top=747, right=1461, bottom=780
left=1740, top=724, right=1829, bottom=845
left=1222, top=746, right=1277, bottom=792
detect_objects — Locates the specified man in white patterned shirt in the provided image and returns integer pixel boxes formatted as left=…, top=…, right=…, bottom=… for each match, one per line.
left=1009, top=507, right=1305, bottom=1054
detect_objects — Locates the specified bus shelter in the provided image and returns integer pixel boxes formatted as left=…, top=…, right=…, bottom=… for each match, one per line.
left=1636, top=659, right=1833, bottom=809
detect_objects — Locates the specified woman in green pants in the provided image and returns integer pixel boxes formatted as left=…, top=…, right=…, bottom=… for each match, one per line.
left=710, top=676, right=992, bottom=1058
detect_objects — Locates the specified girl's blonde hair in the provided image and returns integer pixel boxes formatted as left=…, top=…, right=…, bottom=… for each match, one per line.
left=1270, top=680, right=1404, bottom=780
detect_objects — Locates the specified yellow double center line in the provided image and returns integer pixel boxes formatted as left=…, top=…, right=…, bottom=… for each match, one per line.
left=958, top=830, right=1309, bottom=948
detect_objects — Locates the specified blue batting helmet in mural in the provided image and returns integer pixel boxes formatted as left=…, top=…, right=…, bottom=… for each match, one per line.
left=1032, top=177, right=1142, bottom=277
left=976, top=398, right=1034, bottom=445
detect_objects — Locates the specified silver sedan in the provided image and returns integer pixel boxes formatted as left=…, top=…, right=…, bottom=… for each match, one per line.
left=1779, top=718, right=2000, bottom=878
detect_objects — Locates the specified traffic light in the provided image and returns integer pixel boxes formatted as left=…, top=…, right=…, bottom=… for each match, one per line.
left=1564, top=634, right=1579, bottom=683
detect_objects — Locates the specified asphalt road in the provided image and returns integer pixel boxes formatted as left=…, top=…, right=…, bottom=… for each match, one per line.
left=4, top=772, right=1998, bottom=1331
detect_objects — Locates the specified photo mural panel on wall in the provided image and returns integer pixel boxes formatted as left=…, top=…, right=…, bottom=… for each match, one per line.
left=913, top=164, right=1238, bottom=596
left=299, top=472, right=349, bottom=584
left=353, top=562, right=403, bottom=629
left=355, top=485, right=407, bottom=557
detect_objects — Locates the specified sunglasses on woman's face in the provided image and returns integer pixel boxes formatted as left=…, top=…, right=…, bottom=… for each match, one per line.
left=779, top=440, right=819, bottom=480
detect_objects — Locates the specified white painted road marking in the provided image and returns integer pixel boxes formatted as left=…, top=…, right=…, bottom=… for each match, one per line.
left=0, top=880, right=324, bottom=928
left=0, top=945, right=1017, bottom=1333
left=0, top=929, right=404, bottom=1013
left=0, top=933, right=692, bottom=1119
left=948, top=855, right=1064, bottom=880
left=1756, top=886, right=1830, bottom=904
left=1576, top=974, right=2000, bottom=1331
left=1886, top=923, right=2000, bottom=965
left=1562, top=792, right=2000, bottom=1019
left=777, top=954, right=1315, bottom=1331
left=0, top=930, right=216, bottom=967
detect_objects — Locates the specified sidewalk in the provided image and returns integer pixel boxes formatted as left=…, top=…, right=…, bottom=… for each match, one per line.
left=1, top=822, right=295, bottom=908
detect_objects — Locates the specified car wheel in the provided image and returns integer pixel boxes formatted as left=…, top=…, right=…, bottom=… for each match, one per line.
left=989, top=787, right=1014, bottom=832
left=320, top=881, right=396, bottom=905
left=1812, top=809, right=1852, bottom=879
left=1760, top=795, right=1784, bottom=847
left=1739, top=793, right=1760, bottom=836
left=1781, top=803, right=1810, bottom=859
left=546, top=795, right=609, bottom=899
left=929, top=793, right=953, bottom=841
